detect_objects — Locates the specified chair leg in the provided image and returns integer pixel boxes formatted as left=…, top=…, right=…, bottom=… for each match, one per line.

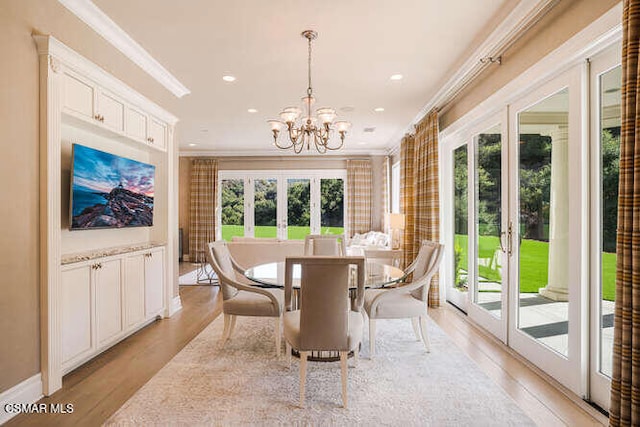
left=286, top=342, right=292, bottom=369
left=220, top=313, right=232, bottom=346
left=228, top=315, right=237, bottom=339
left=274, top=316, right=281, bottom=357
left=419, top=315, right=431, bottom=352
left=369, top=319, right=376, bottom=358
left=411, top=317, right=421, bottom=341
left=299, top=351, right=308, bottom=407
left=340, top=351, right=348, bottom=408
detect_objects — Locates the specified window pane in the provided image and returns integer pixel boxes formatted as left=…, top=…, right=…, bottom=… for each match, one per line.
left=254, top=179, right=277, bottom=238
left=518, top=88, right=569, bottom=357
left=321, top=178, right=344, bottom=235
left=287, top=179, right=310, bottom=240
left=599, top=65, right=621, bottom=378
left=221, top=179, right=244, bottom=241
left=391, top=162, right=400, bottom=213
left=454, top=144, right=468, bottom=291
left=474, top=125, right=502, bottom=318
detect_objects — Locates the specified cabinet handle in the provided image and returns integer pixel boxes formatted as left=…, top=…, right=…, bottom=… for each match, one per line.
left=100, top=115, right=104, bottom=122
left=94, top=114, right=101, bottom=121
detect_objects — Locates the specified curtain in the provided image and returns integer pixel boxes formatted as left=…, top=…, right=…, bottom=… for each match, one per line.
left=414, top=110, right=440, bottom=306
left=347, top=159, right=372, bottom=236
left=610, top=1, right=640, bottom=425
left=189, top=158, right=218, bottom=263
left=400, top=110, right=440, bottom=307
left=400, top=134, right=416, bottom=268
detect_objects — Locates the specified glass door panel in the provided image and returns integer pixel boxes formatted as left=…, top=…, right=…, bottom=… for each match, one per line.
left=598, top=65, right=621, bottom=379
left=287, top=179, right=311, bottom=240
left=254, top=178, right=277, bottom=238
left=320, top=178, right=344, bottom=235
left=451, top=144, right=469, bottom=311
left=220, top=179, right=244, bottom=241
left=474, top=125, right=503, bottom=319
left=517, top=88, right=570, bottom=357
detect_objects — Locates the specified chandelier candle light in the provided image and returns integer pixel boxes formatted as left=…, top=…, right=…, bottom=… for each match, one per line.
left=268, top=30, right=351, bottom=154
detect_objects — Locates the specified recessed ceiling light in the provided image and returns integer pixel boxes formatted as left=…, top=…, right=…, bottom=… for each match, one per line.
left=390, top=74, right=403, bottom=81
left=340, top=106, right=355, bottom=112
left=247, top=108, right=258, bottom=113
left=358, top=142, right=366, bottom=145
left=188, top=143, right=197, bottom=147
left=222, top=75, right=236, bottom=82
left=374, top=107, right=385, bottom=112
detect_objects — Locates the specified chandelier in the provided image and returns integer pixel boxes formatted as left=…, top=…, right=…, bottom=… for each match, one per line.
left=268, top=30, right=351, bottom=154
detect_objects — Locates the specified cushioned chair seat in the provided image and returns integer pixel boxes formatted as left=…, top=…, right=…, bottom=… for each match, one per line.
left=364, top=289, right=426, bottom=319
left=224, top=288, right=284, bottom=317
left=283, top=310, right=363, bottom=351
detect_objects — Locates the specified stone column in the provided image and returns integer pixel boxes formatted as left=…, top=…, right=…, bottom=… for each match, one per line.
left=539, top=124, right=569, bottom=301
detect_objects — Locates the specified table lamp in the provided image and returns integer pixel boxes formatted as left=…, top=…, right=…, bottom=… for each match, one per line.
left=386, top=213, right=405, bottom=250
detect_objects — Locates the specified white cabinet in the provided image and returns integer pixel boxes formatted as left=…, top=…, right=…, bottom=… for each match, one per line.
left=147, top=116, right=167, bottom=150
left=124, top=254, right=146, bottom=329
left=96, top=89, right=125, bottom=133
left=59, top=246, right=165, bottom=374
left=95, top=258, right=123, bottom=347
left=61, top=263, right=92, bottom=366
left=62, top=70, right=95, bottom=121
left=61, top=69, right=167, bottom=152
left=125, top=106, right=148, bottom=143
left=144, top=247, right=165, bottom=317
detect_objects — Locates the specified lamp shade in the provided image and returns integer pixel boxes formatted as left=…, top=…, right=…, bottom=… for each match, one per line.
left=386, top=213, right=405, bottom=230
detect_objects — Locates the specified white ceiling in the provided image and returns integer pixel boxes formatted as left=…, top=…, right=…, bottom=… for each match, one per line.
left=92, top=0, right=511, bottom=156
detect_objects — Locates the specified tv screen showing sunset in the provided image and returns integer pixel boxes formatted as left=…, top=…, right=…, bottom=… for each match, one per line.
left=70, top=144, right=155, bottom=229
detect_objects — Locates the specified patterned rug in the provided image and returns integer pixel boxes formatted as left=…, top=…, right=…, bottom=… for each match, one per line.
left=105, top=314, right=535, bottom=426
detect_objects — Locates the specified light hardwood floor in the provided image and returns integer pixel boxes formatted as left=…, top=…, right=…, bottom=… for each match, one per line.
left=6, top=285, right=608, bottom=426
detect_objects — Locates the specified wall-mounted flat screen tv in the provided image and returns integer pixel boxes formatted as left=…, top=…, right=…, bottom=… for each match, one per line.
left=70, top=144, right=156, bottom=230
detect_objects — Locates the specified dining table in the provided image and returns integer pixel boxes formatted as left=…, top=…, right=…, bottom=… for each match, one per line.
left=244, top=259, right=407, bottom=290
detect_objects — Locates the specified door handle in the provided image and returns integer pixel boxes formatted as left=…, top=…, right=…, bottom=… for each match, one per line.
left=507, top=221, right=513, bottom=256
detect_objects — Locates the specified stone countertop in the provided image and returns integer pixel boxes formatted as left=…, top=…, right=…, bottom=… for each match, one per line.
left=61, top=242, right=165, bottom=265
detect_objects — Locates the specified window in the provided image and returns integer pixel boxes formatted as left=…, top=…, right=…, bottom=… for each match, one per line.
left=217, top=170, right=346, bottom=240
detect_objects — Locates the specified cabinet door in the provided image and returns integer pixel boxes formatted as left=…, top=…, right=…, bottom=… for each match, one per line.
left=125, top=107, right=148, bottom=142
left=62, top=71, right=95, bottom=121
left=145, top=248, right=164, bottom=317
left=124, top=254, right=146, bottom=329
left=95, top=258, right=123, bottom=347
left=147, top=117, right=167, bottom=150
left=97, top=89, right=125, bottom=132
left=61, top=264, right=92, bottom=364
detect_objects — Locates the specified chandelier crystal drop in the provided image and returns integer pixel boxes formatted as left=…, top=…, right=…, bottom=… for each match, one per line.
left=268, top=30, right=351, bottom=154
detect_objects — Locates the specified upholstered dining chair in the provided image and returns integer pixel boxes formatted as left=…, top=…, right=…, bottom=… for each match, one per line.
left=363, top=248, right=402, bottom=268
left=206, top=241, right=284, bottom=356
left=303, top=234, right=347, bottom=256
left=364, top=240, right=443, bottom=357
left=283, top=256, right=365, bottom=408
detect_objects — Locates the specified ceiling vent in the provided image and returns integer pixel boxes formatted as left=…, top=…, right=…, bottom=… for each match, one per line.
left=363, top=127, right=376, bottom=133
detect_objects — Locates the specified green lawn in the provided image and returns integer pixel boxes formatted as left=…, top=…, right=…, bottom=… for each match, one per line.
left=221, top=225, right=344, bottom=241
left=455, top=234, right=616, bottom=301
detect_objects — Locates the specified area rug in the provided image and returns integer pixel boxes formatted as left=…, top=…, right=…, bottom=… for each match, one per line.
left=105, top=314, right=535, bottom=426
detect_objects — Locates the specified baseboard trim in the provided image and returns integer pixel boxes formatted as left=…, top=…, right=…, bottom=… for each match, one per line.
left=169, top=295, right=183, bottom=316
left=0, top=373, right=43, bottom=424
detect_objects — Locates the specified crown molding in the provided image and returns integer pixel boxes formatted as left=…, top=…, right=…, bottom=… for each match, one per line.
left=391, top=0, right=559, bottom=145
left=56, top=0, right=190, bottom=98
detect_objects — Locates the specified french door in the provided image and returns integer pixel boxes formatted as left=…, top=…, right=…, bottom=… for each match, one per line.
left=444, top=49, right=620, bottom=408
left=218, top=170, right=346, bottom=241
left=445, top=66, right=586, bottom=396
